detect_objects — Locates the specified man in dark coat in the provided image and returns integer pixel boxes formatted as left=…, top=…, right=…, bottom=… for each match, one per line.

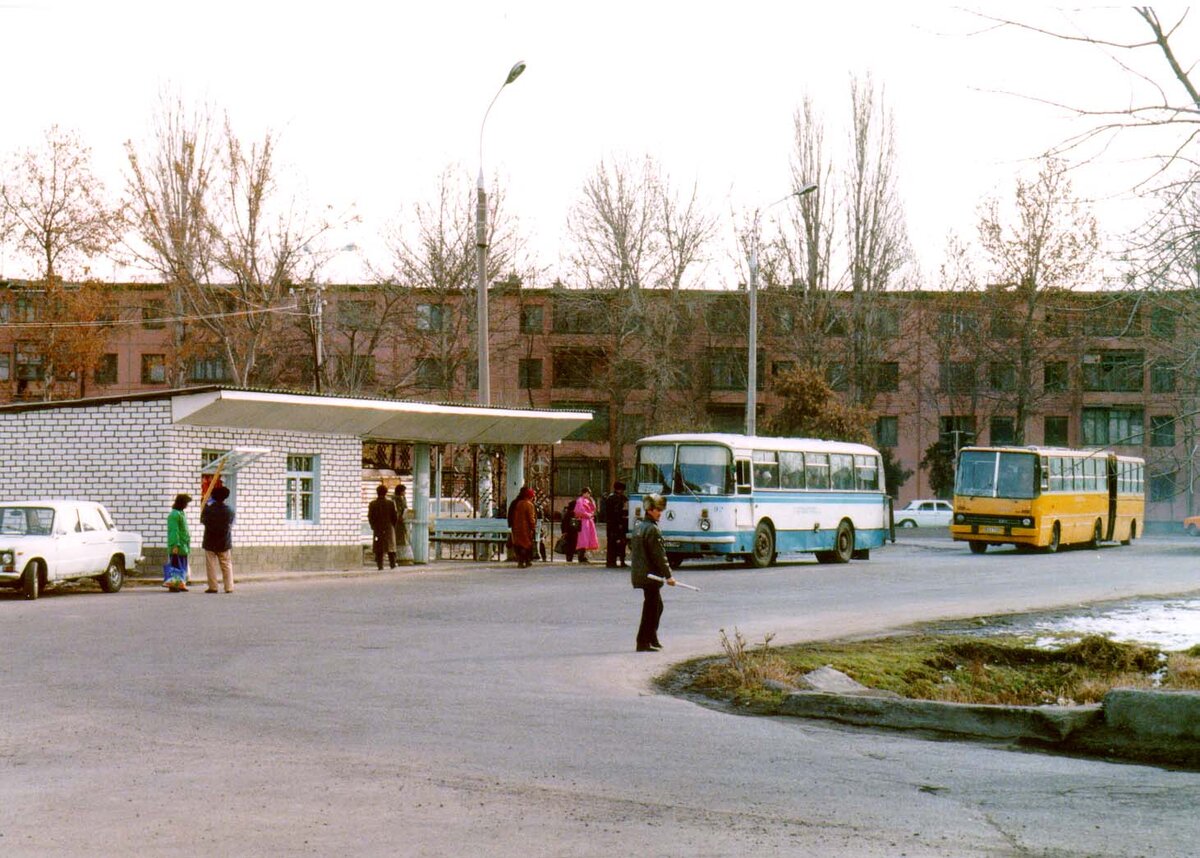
left=368, top=484, right=398, bottom=569
left=603, top=481, right=629, bottom=568
left=630, top=493, right=675, bottom=651
left=200, top=484, right=236, bottom=593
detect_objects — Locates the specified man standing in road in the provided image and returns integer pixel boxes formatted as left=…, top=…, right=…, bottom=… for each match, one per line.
left=630, top=493, right=675, bottom=652
left=201, top=484, right=236, bottom=593
left=603, top=481, right=629, bottom=568
left=369, top=484, right=398, bottom=570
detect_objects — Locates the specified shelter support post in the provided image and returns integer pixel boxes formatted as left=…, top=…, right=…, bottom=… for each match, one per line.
left=412, top=444, right=431, bottom=564
left=505, top=445, right=525, bottom=509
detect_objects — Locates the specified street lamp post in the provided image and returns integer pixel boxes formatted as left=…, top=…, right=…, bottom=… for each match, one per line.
left=476, top=60, right=526, bottom=406
left=746, top=183, right=817, bottom=436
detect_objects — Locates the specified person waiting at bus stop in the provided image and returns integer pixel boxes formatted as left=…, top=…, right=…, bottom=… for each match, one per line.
left=630, top=493, right=675, bottom=652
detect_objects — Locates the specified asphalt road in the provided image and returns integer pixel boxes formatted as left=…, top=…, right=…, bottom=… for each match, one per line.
left=2, top=535, right=1199, bottom=856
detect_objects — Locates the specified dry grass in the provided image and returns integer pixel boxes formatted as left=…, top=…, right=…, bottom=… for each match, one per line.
left=682, top=632, right=1200, bottom=708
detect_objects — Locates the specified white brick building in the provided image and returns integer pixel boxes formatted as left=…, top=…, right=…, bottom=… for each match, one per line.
left=0, top=388, right=590, bottom=572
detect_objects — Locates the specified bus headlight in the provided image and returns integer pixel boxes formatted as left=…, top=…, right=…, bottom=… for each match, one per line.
left=699, top=510, right=711, bottom=531
left=1022, top=517, right=1033, bottom=527
left=954, top=513, right=965, bottom=524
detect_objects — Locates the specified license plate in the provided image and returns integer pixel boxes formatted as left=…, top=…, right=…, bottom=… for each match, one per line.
left=981, top=525, right=1004, bottom=535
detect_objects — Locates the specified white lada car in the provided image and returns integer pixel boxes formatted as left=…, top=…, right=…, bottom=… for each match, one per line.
left=0, top=500, right=144, bottom=600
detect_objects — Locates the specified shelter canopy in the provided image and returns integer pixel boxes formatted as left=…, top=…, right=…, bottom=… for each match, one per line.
left=170, top=388, right=592, bottom=445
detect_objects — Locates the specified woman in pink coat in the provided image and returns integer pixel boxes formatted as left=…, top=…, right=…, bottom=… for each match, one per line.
left=572, top=487, right=599, bottom=563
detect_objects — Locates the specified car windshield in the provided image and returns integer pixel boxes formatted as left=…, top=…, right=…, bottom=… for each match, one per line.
left=0, top=506, right=54, bottom=536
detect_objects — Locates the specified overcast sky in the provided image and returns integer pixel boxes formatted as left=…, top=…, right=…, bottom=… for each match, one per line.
left=1, top=2, right=1189, bottom=285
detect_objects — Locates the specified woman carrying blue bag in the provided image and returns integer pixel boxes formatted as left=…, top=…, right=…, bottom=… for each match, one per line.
left=164, top=493, right=192, bottom=592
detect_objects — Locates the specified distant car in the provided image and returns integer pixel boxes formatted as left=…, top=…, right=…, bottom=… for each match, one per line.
left=895, top=499, right=953, bottom=528
left=0, top=500, right=143, bottom=600
left=1186, top=515, right=1200, bottom=537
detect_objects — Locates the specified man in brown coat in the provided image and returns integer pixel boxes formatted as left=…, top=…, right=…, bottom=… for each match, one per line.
left=511, top=487, right=537, bottom=568
left=368, top=484, right=398, bottom=569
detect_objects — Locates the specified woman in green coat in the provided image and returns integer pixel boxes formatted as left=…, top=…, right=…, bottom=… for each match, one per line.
left=165, top=493, right=192, bottom=591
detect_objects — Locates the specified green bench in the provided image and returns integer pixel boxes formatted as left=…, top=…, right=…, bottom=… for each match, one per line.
left=430, top=518, right=511, bottom=560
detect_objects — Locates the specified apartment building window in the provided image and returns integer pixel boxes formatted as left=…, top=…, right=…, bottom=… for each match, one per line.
left=554, top=458, right=608, bottom=498
left=773, top=306, right=795, bottom=333
left=15, top=343, right=44, bottom=381
left=873, top=362, right=900, bottom=392
left=1043, top=361, right=1069, bottom=392
left=938, top=310, right=978, bottom=337
left=553, top=349, right=606, bottom=388
left=771, top=360, right=796, bottom=380
left=873, top=306, right=900, bottom=338
left=1150, top=471, right=1177, bottom=503
left=465, top=362, right=478, bottom=391
left=520, top=305, right=544, bottom=334
left=555, top=402, right=608, bottom=441
left=1150, top=362, right=1176, bottom=393
left=336, top=354, right=376, bottom=385
left=706, top=297, right=744, bottom=334
left=939, top=361, right=976, bottom=394
left=0, top=353, right=9, bottom=381
left=989, top=416, right=1015, bottom=446
left=1082, top=407, right=1143, bottom=447
left=707, top=405, right=745, bottom=434
left=416, top=303, right=448, bottom=332
left=140, top=353, right=166, bottom=384
left=518, top=358, right=543, bottom=389
left=189, top=356, right=231, bottom=383
left=1042, top=310, right=1072, bottom=337
left=940, top=416, right=977, bottom=449
left=415, top=357, right=450, bottom=388
left=989, top=362, right=1017, bottom=392
left=285, top=454, right=318, bottom=523
left=337, top=299, right=377, bottom=329
left=1084, top=302, right=1141, bottom=337
left=141, top=298, right=166, bottom=329
left=1082, top=351, right=1143, bottom=392
left=1150, top=306, right=1176, bottom=339
left=1150, top=415, right=1176, bottom=448
left=874, top=415, right=899, bottom=448
left=94, top=353, right=118, bottom=385
left=552, top=299, right=608, bottom=334
left=990, top=310, right=1015, bottom=339
left=709, top=349, right=752, bottom=391
left=1044, top=416, right=1069, bottom=447
left=826, top=363, right=848, bottom=392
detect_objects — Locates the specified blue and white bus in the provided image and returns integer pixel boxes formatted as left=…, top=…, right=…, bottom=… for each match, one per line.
left=631, top=433, right=890, bottom=567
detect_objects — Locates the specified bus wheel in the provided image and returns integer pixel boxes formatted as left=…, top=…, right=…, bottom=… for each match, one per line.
left=747, top=522, right=775, bottom=568
left=1088, top=521, right=1103, bottom=551
left=1045, top=522, right=1061, bottom=554
left=831, top=521, right=854, bottom=564
left=1121, top=521, right=1136, bottom=546
left=968, top=541, right=987, bottom=554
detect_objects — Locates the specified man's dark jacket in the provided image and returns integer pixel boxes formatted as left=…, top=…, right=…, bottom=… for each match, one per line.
left=629, top=517, right=670, bottom=588
left=200, top=501, right=235, bottom=552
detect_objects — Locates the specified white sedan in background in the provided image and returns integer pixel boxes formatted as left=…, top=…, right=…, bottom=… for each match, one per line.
left=0, top=500, right=143, bottom=600
left=894, top=499, right=954, bottom=528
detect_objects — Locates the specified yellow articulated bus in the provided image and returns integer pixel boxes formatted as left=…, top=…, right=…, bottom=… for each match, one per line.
left=951, top=446, right=1145, bottom=554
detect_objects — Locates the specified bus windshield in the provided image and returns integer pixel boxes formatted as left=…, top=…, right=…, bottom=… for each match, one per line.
left=635, top=443, right=733, bottom=495
left=956, top=450, right=1038, bottom=499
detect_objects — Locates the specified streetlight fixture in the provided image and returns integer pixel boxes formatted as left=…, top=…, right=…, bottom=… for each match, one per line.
left=476, top=60, right=526, bottom=406
left=746, top=182, right=817, bottom=437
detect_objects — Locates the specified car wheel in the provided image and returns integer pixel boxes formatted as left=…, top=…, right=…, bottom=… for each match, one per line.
left=968, top=541, right=987, bottom=555
left=831, top=520, right=854, bottom=564
left=746, top=522, right=775, bottom=568
left=97, top=557, right=124, bottom=593
left=1045, top=522, right=1061, bottom=554
left=22, top=561, right=40, bottom=600
left=1088, top=520, right=1103, bottom=551
left=898, top=519, right=917, bottom=528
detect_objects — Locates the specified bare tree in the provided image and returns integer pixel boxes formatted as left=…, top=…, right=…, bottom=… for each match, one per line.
left=0, top=126, right=123, bottom=398
left=126, top=100, right=340, bottom=387
left=366, top=168, right=527, bottom=400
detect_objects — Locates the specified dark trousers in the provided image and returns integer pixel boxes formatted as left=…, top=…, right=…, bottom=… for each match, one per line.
left=515, top=545, right=533, bottom=567
left=606, top=533, right=627, bottom=567
left=636, top=584, right=664, bottom=648
left=373, top=539, right=396, bottom=570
